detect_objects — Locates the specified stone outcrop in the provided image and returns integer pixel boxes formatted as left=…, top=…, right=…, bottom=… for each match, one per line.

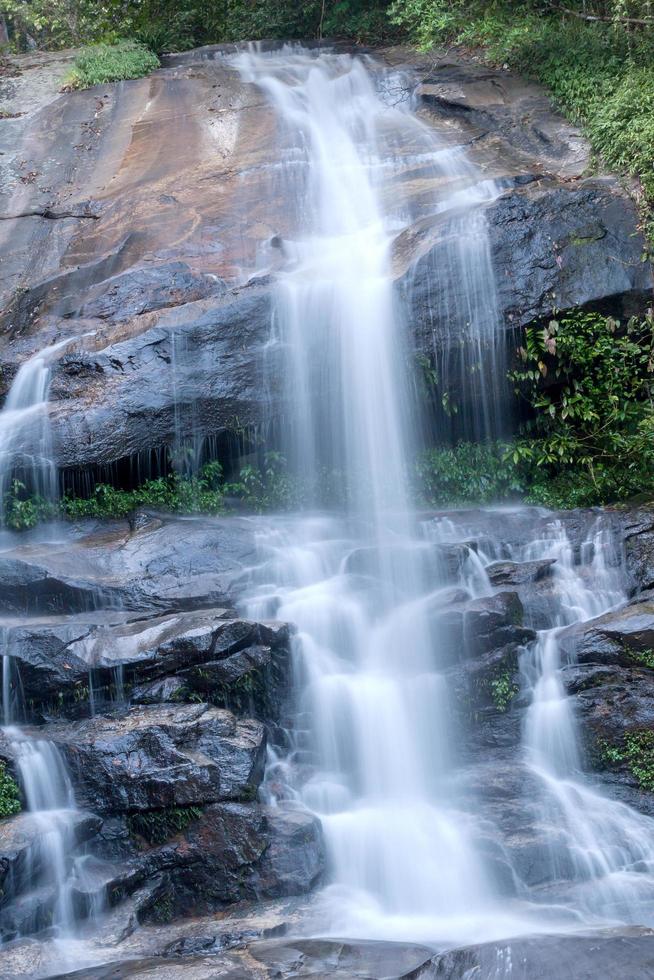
left=0, top=47, right=650, bottom=473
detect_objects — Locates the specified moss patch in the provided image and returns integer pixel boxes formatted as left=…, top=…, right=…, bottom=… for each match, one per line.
left=127, top=806, right=203, bottom=846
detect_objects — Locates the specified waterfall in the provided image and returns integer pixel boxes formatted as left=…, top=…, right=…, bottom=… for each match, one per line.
left=234, top=46, right=509, bottom=943
left=0, top=654, right=101, bottom=944
left=0, top=338, right=73, bottom=522
left=7, top=733, right=77, bottom=933
left=234, top=45, right=654, bottom=945
left=517, top=521, right=654, bottom=923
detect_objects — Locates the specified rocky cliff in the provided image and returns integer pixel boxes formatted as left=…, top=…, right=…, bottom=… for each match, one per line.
left=1, top=45, right=650, bottom=476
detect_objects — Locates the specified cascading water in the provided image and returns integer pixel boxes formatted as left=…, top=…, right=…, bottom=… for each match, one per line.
left=516, top=521, right=654, bottom=923
left=0, top=338, right=72, bottom=519
left=233, top=46, right=509, bottom=942
left=235, top=45, right=654, bottom=946
left=0, top=652, right=101, bottom=947
left=5, top=731, right=78, bottom=937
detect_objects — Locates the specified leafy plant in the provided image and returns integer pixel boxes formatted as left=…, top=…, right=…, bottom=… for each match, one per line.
left=509, top=310, right=654, bottom=507
left=0, top=762, right=21, bottom=819
left=415, top=441, right=524, bottom=506
left=127, top=805, right=203, bottom=844
left=490, top=671, right=519, bottom=713
left=64, top=41, right=159, bottom=90
left=224, top=451, right=301, bottom=512
left=600, top=729, right=654, bottom=791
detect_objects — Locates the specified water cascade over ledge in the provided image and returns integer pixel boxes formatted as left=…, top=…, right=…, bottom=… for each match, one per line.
left=234, top=46, right=654, bottom=944
left=2, top=42, right=654, bottom=976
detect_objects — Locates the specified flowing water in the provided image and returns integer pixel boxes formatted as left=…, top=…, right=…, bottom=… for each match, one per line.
left=235, top=46, right=654, bottom=945
left=0, top=338, right=73, bottom=519
left=3, top=43, right=654, bottom=967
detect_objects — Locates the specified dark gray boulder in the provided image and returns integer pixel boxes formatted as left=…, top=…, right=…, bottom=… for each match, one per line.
left=485, top=559, right=556, bottom=587
left=76, top=262, right=224, bottom=322
left=428, top=932, right=654, bottom=979
left=36, top=704, right=266, bottom=813
left=47, top=278, right=278, bottom=471
left=401, top=180, right=651, bottom=362
left=0, top=515, right=259, bottom=614
left=433, top=591, right=532, bottom=663
left=558, top=598, right=654, bottom=667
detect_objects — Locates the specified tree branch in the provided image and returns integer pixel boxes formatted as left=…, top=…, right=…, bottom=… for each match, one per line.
left=548, top=3, right=654, bottom=25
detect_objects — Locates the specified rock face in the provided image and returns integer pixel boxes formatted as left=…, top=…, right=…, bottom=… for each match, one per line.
left=0, top=47, right=650, bottom=473
left=38, top=704, right=266, bottom=813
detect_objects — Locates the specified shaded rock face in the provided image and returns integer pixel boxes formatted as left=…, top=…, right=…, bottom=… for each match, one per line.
left=401, top=179, right=650, bottom=347
left=37, top=704, right=266, bottom=813
left=0, top=47, right=650, bottom=472
left=0, top=515, right=258, bottom=615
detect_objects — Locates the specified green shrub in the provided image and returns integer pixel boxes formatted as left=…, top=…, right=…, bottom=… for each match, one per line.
left=224, top=451, right=302, bottom=512
left=61, top=461, right=226, bottom=520
left=0, top=763, right=21, bottom=819
left=65, top=41, right=159, bottom=90
left=415, top=441, right=524, bottom=506
left=600, top=729, right=654, bottom=791
left=490, top=671, right=519, bottom=713
left=390, top=2, right=654, bottom=242
left=510, top=310, right=654, bottom=507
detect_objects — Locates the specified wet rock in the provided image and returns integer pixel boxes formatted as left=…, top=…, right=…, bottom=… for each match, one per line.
left=130, top=676, right=187, bottom=704
left=403, top=180, right=651, bottom=369
left=247, top=937, right=435, bottom=978
left=107, top=803, right=325, bottom=919
left=0, top=557, right=106, bottom=616
left=49, top=935, right=433, bottom=979
left=48, top=280, right=278, bottom=471
left=0, top=620, right=93, bottom=708
left=176, top=644, right=289, bottom=719
left=40, top=704, right=266, bottom=813
left=449, top=643, right=523, bottom=749
left=434, top=591, right=533, bottom=662
left=0, top=515, right=258, bottom=614
left=160, top=804, right=324, bottom=910
left=415, top=57, right=589, bottom=179
left=1, top=607, right=291, bottom=719
left=428, top=932, right=654, bottom=979
left=0, top=810, right=101, bottom=899
left=558, top=598, right=654, bottom=667
left=76, top=262, right=223, bottom=322
left=621, top=508, right=654, bottom=593
left=486, top=558, right=556, bottom=587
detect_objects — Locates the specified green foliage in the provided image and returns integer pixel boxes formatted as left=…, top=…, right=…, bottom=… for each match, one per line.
left=62, top=461, right=226, bottom=519
left=224, top=451, right=301, bottom=512
left=390, top=2, right=654, bottom=238
left=626, top=648, right=654, bottom=669
left=65, top=41, right=159, bottom=89
left=3, top=480, right=54, bottom=530
left=1, top=0, right=393, bottom=51
left=0, top=762, right=21, bottom=819
left=510, top=310, right=654, bottom=507
left=415, top=441, right=524, bottom=506
left=490, top=671, right=519, bottom=713
left=127, top=805, right=203, bottom=844
left=600, top=730, right=654, bottom=791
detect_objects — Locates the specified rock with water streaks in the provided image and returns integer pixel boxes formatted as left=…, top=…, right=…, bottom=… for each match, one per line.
left=36, top=704, right=265, bottom=813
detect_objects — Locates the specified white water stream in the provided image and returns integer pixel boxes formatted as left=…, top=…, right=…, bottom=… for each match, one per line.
left=236, top=46, right=654, bottom=945
left=0, top=338, right=72, bottom=518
